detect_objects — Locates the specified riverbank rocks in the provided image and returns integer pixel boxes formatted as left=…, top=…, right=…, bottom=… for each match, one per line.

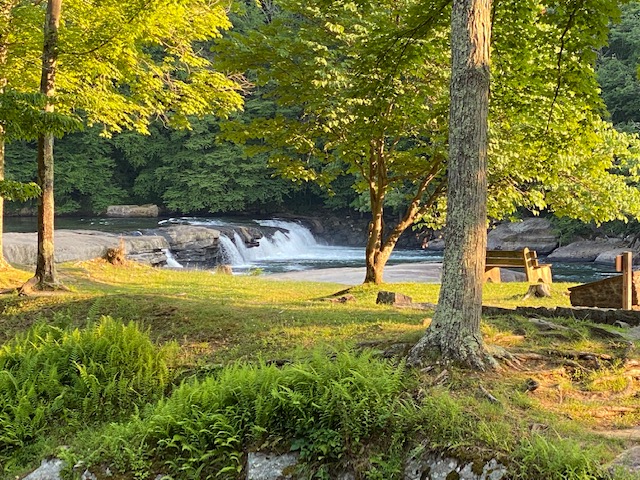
left=487, top=218, right=558, bottom=254
left=154, top=226, right=220, bottom=265
left=106, top=204, right=159, bottom=217
left=3, top=230, right=168, bottom=266
left=547, top=238, right=634, bottom=263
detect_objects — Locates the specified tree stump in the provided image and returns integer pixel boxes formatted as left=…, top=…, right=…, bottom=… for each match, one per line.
left=104, top=240, right=126, bottom=265
left=523, top=283, right=551, bottom=299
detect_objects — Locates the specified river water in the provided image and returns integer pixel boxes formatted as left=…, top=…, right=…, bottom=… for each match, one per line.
left=4, top=216, right=618, bottom=283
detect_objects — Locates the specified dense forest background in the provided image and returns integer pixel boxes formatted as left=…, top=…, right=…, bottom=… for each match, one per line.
left=5, top=1, right=640, bottom=221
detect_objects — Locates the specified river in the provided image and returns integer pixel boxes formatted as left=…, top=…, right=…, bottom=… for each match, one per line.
left=4, top=216, right=618, bottom=283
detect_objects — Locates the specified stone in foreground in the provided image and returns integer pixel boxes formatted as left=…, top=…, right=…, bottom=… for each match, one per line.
left=246, top=452, right=299, bottom=480
left=608, top=446, right=640, bottom=476
left=22, top=459, right=63, bottom=480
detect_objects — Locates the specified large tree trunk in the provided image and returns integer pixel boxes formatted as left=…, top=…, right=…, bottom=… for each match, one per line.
left=21, top=0, right=62, bottom=293
left=408, top=0, right=494, bottom=369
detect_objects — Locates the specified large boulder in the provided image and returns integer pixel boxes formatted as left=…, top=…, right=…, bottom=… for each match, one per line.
left=3, top=230, right=168, bottom=266
left=106, top=204, right=159, bottom=217
left=547, top=238, right=636, bottom=263
left=155, top=226, right=220, bottom=265
left=487, top=218, right=559, bottom=254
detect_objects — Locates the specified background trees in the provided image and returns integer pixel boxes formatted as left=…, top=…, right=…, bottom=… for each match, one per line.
left=4, top=0, right=244, bottom=290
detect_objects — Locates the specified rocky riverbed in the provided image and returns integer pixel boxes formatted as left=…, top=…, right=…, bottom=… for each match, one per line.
left=3, top=216, right=639, bottom=271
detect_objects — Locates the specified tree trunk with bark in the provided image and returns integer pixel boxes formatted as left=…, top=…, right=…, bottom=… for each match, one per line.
left=363, top=141, right=445, bottom=285
left=408, top=0, right=495, bottom=369
left=20, top=0, right=63, bottom=293
left=0, top=126, right=7, bottom=269
left=0, top=2, right=16, bottom=270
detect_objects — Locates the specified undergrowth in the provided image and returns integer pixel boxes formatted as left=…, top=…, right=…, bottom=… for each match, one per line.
left=68, top=352, right=622, bottom=480
left=79, top=350, right=412, bottom=479
left=0, top=316, right=176, bottom=471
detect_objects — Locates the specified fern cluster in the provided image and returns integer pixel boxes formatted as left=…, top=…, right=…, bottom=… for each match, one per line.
left=91, top=350, right=413, bottom=479
left=0, top=316, right=175, bottom=462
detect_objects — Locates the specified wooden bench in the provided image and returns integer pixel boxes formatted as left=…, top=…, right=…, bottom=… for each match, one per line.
left=484, top=248, right=552, bottom=284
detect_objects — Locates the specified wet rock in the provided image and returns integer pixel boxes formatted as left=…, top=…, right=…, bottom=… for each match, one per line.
left=23, top=459, right=64, bottom=480
left=106, top=204, right=159, bottom=217
left=487, top=218, right=559, bottom=255
left=246, top=452, right=299, bottom=480
left=154, top=226, right=220, bottom=265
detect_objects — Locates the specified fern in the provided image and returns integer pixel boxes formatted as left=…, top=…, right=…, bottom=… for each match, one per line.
left=0, top=316, right=176, bottom=464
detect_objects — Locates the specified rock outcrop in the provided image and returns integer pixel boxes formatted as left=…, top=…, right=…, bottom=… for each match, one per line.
left=3, top=230, right=168, bottom=267
left=106, top=204, right=159, bottom=217
left=155, top=226, right=221, bottom=265
left=487, top=218, right=559, bottom=254
left=547, top=238, right=636, bottom=263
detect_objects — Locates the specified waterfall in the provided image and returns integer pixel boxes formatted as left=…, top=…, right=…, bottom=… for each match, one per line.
left=216, top=220, right=322, bottom=267
left=218, top=234, right=245, bottom=266
left=163, top=249, right=183, bottom=268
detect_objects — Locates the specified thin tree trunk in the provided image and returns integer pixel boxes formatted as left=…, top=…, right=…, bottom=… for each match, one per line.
left=0, top=126, right=7, bottom=269
left=364, top=140, right=387, bottom=284
left=0, top=2, right=15, bottom=270
left=408, top=0, right=495, bottom=369
left=21, top=0, right=63, bottom=293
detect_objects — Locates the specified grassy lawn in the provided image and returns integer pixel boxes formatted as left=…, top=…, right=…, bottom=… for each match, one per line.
left=0, top=260, right=638, bottom=479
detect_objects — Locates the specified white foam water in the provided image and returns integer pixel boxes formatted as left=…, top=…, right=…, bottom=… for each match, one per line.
left=162, top=248, right=183, bottom=268
left=215, top=219, right=441, bottom=273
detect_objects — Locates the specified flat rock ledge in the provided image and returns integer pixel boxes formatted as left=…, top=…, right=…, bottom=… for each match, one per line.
left=3, top=230, right=169, bottom=267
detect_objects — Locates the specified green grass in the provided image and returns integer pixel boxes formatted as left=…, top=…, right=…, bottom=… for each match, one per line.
left=0, top=260, right=638, bottom=480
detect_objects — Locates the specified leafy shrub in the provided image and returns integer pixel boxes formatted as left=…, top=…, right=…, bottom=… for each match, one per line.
left=90, top=350, right=412, bottom=479
left=0, top=317, right=175, bottom=460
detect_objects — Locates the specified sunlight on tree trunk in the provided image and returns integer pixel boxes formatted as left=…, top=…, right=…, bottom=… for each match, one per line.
left=21, top=0, right=63, bottom=293
left=0, top=126, right=7, bottom=270
left=408, top=0, right=496, bottom=370
left=0, top=2, right=13, bottom=270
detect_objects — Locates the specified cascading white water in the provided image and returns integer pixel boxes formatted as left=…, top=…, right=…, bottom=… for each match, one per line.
left=217, top=234, right=245, bottom=266
left=215, top=220, right=322, bottom=268
left=159, top=217, right=441, bottom=274
left=163, top=248, right=184, bottom=268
